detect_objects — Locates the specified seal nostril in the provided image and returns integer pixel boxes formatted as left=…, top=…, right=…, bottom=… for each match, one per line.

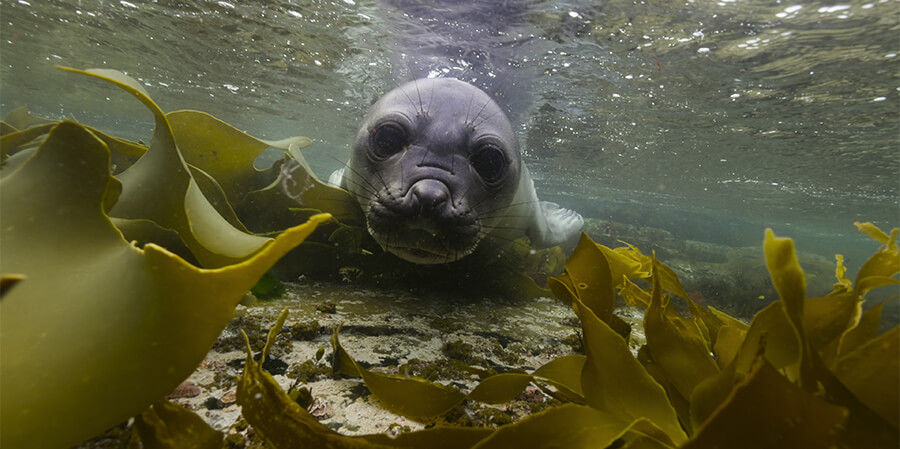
left=409, top=180, right=450, bottom=216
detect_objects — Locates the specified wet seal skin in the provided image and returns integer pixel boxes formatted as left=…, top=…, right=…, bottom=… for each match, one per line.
left=330, top=78, right=583, bottom=264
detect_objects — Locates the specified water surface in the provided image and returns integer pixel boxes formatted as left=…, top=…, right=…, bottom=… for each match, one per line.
left=2, top=0, right=897, bottom=266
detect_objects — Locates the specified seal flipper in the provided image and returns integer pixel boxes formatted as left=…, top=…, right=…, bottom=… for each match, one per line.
left=327, top=167, right=345, bottom=188
left=527, top=201, right=584, bottom=250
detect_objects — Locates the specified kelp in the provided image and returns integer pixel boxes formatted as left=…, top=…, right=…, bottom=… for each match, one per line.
left=56, top=67, right=282, bottom=268
left=133, top=399, right=223, bottom=449
left=241, top=309, right=662, bottom=449
left=0, top=67, right=336, bottom=449
left=3, top=67, right=897, bottom=448
left=276, top=224, right=896, bottom=448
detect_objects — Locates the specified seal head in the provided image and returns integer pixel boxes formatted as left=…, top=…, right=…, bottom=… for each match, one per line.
left=332, top=78, right=583, bottom=264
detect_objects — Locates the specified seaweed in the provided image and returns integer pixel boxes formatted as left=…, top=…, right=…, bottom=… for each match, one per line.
left=133, top=399, right=223, bottom=449
left=276, top=224, right=896, bottom=448
left=0, top=69, right=331, bottom=449
left=3, top=67, right=897, bottom=448
left=251, top=272, right=287, bottom=299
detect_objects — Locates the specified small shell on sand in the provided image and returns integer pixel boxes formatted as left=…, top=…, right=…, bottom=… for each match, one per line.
left=220, top=389, right=237, bottom=404
left=168, top=380, right=201, bottom=399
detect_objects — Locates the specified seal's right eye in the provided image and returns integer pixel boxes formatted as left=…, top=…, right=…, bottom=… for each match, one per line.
left=370, top=123, right=407, bottom=159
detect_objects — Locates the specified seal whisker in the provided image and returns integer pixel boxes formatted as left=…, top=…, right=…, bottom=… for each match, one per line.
left=472, top=107, right=505, bottom=129
left=480, top=224, right=530, bottom=232
left=341, top=77, right=583, bottom=266
left=473, top=234, right=531, bottom=266
left=427, top=78, right=435, bottom=116
left=412, top=77, right=426, bottom=117
left=468, top=98, right=492, bottom=129
left=323, top=154, right=382, bottom=197
left=464, top=91, right=476, bottom=126
left=392, top=78, right=423, bottom=117
left=477, top=199, right=541, bottom=217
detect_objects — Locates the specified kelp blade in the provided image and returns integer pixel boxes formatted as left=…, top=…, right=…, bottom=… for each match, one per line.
left=0, top=122, right=329, bottom=449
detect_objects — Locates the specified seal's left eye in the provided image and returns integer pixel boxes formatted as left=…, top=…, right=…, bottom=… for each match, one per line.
left=371, top=123, right=407, bottom=159
left=470, top=144, right=506, bottom=185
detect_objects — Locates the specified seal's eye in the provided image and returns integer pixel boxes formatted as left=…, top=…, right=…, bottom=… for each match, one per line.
left=470, top=144, right=506, bottom=185
left=370, top=123, right=407, bottom=159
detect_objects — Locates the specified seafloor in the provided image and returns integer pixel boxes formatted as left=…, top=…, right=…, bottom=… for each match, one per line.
left=74, top=218, right=843, bottom=448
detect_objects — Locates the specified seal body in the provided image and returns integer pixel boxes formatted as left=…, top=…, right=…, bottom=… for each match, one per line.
left=331, top=78, right=583, bottom=264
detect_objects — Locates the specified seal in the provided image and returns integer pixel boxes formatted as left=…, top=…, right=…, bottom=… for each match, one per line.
left=330, top=78, right=583, bottom=265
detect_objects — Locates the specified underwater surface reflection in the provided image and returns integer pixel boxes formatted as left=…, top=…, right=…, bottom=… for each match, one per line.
left=1, top=0, right=897, bottom=264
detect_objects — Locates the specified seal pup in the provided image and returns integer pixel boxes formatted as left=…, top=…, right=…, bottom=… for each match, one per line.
left=330, top=78, right=583, bottom=265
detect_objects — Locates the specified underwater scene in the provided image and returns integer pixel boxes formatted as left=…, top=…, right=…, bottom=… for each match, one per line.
left=1, top=0, right=898, bottom=448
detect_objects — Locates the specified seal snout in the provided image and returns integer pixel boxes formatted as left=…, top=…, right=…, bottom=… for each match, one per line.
left=407, top=179, right=451, bottom=219
left=365, top=178, right=482, bottom=264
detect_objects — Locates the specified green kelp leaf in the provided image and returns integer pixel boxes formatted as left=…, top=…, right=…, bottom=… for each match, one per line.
left=653, top=258, right=691, bottom=302
left=532, top=354, right=586, bottom=402
left=241, top=310, right=490, bottom=449
left=763, top=229, right=816, bottom=391
left=734, top=301, right=799, bottom=377
left=2, top=105, right=55, bottom=129
left=619, top=256, right=718, bottom=346
left=332, top=328, right=586, bottom=420
left=682, top=357, right=848, bottom=449
left=764, top=229, right=807, bottom=319
left=89, top=126, right=148, bottom=158
left=833, top=254, right=853, bottom=292
left=688, top=357, right=738, bottom=433
left=58, top=66, right=274, bottom=267
left=331, top=326, right=467, bottom=419
left=550, top=234, right=631, bottom=338
left=613, top=241, right=653, bottom=275
left=166, top=110, right=312, bottom=206
left=832, top=326, right=899, bottom=427
left=471, top=404, right=653, bottom=449
left=802, top=291, right=860, bottom=359
left=565, top=233, right=617, bottom=322
left=711, top=321, right=746, bottom=369
left=362, top=428, right=494, bottom=449
left=0, top=121, right=329, bottom=449
left=855, top=221, right=893, bottom=245
left=596, top=244, right=649, bottom=286
left=853, top=223, right=900, bottom=294
left=0, top=122, right=55, bottom=157
left=456, top=355, right=589, bottom=405
left=548, top=272, right=576, bottom=303
left=282, top=144, right=364, bottom=223
left=232, top=162, right=318, bottom=234
left=620, top=436, right=676, bottom=449
left=468, top=372, right=534, bottom=404
left=621, top=277, right=652, bottom=308
left=237, top=156, right=362, bottom=235
left=644, top=258, right=719, bottom=409
left=239, top=311, right=387, bottom=449
left=112, top=217, right=196, bottom=263
left=188, top=164, right=249, bottom=231
left=707, top=306, right=749, bottom=332
left=0, top=118, right=146, bottom=170
left=0, top=147, right=35, bottom=178
left=134, top=399, right=222, bottom=449
left=0, top=120, right=16, bottom=135
left=574, top=295, right=686, bottom=446
left=0, top=274, right=26, bottom=298
left=836, top=298, right=896, bottom=360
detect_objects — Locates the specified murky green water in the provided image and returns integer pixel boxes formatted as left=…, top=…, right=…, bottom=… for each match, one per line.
left=2, top=0, right=897, bottom=265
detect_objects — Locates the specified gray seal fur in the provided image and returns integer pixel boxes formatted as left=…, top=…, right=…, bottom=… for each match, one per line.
left=331, top=78, right=583, bottom=264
